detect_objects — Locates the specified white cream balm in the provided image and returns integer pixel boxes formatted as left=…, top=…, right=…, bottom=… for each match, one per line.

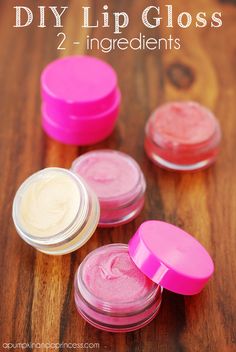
left=12, top=168, right=100, bottom=255
left=19, top=170, right=80, bottom=237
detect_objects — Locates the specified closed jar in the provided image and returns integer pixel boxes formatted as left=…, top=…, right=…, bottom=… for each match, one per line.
left=41, top=56, right=121, bottom=145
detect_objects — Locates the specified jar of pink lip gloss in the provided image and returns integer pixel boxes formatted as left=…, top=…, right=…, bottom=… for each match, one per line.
left=74, top=244, right=162, bottom=333
left=74, top=221, right=214, bottom=332
left=71, top=150, right=146, bottom=227
left=145, top=101, right=221, bottom=171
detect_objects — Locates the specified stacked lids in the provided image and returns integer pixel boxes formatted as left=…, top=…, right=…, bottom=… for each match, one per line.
left=41, top=56, right=121, bottom=145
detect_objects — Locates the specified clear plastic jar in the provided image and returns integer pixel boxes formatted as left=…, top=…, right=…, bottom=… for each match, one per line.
left=12, top=168, right=100, bottom=255
left=145, top=102, right=221, bottom=171
left=71, top=150, right=146, bottom=227
left=74, top=244, right=162, bottom=332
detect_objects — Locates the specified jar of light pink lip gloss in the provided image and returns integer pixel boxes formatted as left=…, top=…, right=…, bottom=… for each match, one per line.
left=74, top=244, right=162, bottom=333
left=74, top=221, right=214, bottom=332
left=71, top=150, right=146, bottom=227
left=145, top=101, right=221, bottom=171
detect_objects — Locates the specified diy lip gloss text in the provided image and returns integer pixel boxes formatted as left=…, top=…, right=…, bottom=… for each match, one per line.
left=13, top=5, right=223, bottom=52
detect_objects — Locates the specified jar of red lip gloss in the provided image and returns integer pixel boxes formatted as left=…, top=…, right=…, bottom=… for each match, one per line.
left=74, top=221, right=214, bottom=332
left=71, top=150, right=146, bottom=227
left=145, top=101, right=221, bottom=171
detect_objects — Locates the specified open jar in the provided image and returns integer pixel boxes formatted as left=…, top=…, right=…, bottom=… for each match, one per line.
left=74, top=244, right=162, bottom=332
left=71, top=150, right=146, bottom=227
left=12, top=168, right=100, bottom=255
left=145, top=101, right=221, bottom=171
left=74, top=221, right=214, bottom=332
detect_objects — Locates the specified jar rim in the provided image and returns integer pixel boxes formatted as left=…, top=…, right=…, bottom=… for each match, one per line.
left=146, top=105, right=221, bottom=150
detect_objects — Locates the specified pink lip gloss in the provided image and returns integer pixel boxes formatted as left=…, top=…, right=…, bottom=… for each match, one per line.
left=145, top=101, right=221, bottom=171
left=74, top=244, right=162, bottom=333
left=74, top=221, right=214, bottom=332
left=71, top=150, right=146, bottom=227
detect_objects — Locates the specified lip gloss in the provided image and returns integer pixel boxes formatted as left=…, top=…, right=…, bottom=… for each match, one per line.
left=74, top=244, right=162, bottom=332
left=71, top=150, right=146, bottom=227
left=74, top=221, right=214, bottom=332
left=145, top=101, right=221, bottom=171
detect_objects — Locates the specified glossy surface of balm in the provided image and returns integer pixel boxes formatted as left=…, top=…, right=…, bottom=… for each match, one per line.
left=83, top=245, right=153, bottom=302
left=19, top=170, right=80, bottom=237
left=145, top=101, right=221, bottom=171
left=12, top=168, right=100, bottom=255
left=74, top=244, right=162, bottom=332
left=71, top=150, right=146, bottom=227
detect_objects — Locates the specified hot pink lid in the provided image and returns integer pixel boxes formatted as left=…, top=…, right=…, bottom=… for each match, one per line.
left=41, top=56, right=121, bottom=145
left=41, top=55, right=120, bottom=116
left=128, top=221, right=214, bottom=295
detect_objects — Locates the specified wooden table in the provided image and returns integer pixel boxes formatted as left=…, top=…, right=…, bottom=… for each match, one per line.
left=0, top=1, right=235, bottom=351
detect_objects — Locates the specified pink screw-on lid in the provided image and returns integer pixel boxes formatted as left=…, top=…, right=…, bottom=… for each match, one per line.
left=128, top=221, right=214, bottom=295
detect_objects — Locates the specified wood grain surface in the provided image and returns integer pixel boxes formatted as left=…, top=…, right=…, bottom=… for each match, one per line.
left=0, top=0, right=235, bottom=351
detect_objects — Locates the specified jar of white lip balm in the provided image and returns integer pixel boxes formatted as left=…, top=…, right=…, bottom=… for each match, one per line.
left=12, top=168, right=100, bottom=255
left=74, top=221, right=214, bottom=332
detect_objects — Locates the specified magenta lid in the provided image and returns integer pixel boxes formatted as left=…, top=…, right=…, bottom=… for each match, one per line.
left=128, top=221, right=214, bottom=295
left=42, top=97, right=120, bottom=145
left=41, top=55, right=120, bottom=117
left=41, top=56, right=121, bottom=145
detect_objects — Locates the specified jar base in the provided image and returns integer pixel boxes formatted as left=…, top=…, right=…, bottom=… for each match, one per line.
left=76, top=304, right=161, bottom=333
left=98, top=199, right=145, bottom=228
left=146, top=152, right=217, bottom=172
left=36, top=202, right=100, bottom=256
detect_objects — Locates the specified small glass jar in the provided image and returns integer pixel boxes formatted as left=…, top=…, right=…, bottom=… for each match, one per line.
left=145, top=101, right=221, bottom=171
left=71, top=150, right=146, bottom=227
left=74, top=244, right=162, bottom=332
left=12, top=168, right=100, bottom=255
